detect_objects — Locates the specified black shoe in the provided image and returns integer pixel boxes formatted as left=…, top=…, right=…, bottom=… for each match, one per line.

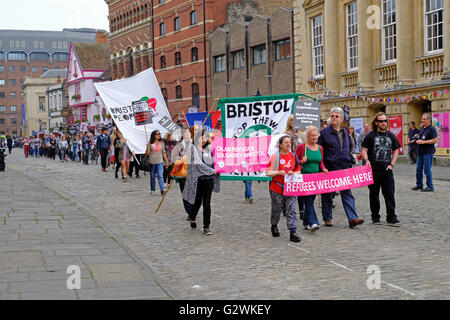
left=387, top=217, right=400, bottom=226
left=203, top=228, right=212, bottom=235
left=190, top=221, right=197, bottom=229
left=421, top=188, right=434, bottom=192
left=136, top=175, right=140, bottom=178
left=271, top=225, right=280, bottom=238
left=372, top=218, right=382, bottom=225
left=290, top=233, right=301, bottom=243
left=411, top=186, right=423, bottom=191
left=186, top=216, right=191, bottom=221
left=115, top=173, right=118, bottom=179
left=299, top=211, right=304, bottom=221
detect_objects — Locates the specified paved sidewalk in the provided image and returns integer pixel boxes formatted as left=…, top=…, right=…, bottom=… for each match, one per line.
left=0, top=156, right=176, bottom=300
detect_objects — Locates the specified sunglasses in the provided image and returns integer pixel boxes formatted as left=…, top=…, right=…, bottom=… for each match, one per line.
left=377, top=120, right=388, bottom=123
left=331, top=115, right=340, bottom=119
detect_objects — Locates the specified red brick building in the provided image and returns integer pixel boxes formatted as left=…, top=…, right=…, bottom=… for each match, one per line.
left=106, top=0, right=240, bottom=120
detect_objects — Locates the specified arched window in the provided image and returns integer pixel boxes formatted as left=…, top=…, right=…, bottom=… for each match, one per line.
left=191, top=83, right=200, bottom=107
left=174, top=17, right=181, bottom=31
left=175, top=52, right=181, bottom=66
left=176, top=86, right=182, bottom=99
left=161, top=88, right=168, bottom=106
left=160, top=55, right=166, bottom=69
left=160, top=22, right=166, bottom=36
left=190, top=11, right=198, bottom=25
left=191, top=47, right=198, bottom=62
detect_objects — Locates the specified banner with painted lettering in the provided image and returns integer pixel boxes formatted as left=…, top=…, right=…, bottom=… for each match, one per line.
left=219, top=93, right=309, bottom=181
left=94, top=68, right=178, bottom=154
left=284, top=165, right=374, bottom=197
left=388, top=115, right=403, bottom=155
left=212, top=136, right=271, bottom=174
left=433, top=113, right=449, bottom=148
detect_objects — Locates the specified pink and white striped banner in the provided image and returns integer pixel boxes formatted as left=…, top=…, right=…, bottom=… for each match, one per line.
left=212, top=136, right=271, bottom=174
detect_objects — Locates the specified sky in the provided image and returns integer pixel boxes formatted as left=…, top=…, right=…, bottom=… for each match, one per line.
left=0, top=0, right=109, bottom=32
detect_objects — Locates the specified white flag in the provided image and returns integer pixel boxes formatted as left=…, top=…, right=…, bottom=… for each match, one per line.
left=94, top=68, right=178, bottom=154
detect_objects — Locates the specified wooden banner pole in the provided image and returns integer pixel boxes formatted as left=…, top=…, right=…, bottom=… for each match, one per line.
left=155, top=179, right=175, bottom=214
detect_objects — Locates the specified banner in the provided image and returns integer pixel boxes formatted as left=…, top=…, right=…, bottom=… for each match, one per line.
left=185, top=112, right=213, bottom=131
left=388, top=115, right=403, bottom=154
left=433, top=113, right=450, bottom=148
left=132, top=100, right=153, bottom=126
left=212, top=136, right=271, bottom=174
left=219, top=94, right=306, bottom=180
left=94, top=68, right=177, bottom=154
left=350, top=117, right=364, bottom=153
left=284, top=165, right=374, bottom=197
left=293, top=99, right=321, bottom=130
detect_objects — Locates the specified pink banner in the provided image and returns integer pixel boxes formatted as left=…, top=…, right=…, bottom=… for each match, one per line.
left=284, top=165, right=374, bottom=196
left=388, top=115, right=404, bottom=155
left=212, top=136, right=271, bottom=173
left=433, top=113, right=450, bottom=148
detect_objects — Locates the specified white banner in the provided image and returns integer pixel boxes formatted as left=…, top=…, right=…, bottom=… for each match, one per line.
left=94, top=68, right=178, bottom=154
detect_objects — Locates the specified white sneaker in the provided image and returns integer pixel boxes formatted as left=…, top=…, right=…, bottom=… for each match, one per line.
left=310, top=224, right=320, bottom=233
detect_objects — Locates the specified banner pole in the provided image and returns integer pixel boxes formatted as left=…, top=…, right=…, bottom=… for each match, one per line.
left=200, top=96, right=220, bottom=128
left=155, top=179, right=175, bottom=214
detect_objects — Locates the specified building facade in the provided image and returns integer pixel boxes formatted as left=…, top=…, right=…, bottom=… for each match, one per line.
left=0, top=29, right=100, bottom=136
left=210, top=7, right=295, bottom=99
left=47, top=77, right=67, bottom=131
left=294, top=0, right=450, bottom=158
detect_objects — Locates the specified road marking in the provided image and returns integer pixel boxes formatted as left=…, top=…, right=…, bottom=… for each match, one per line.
left=381, top=281, right=415, bottom=296
left=329, top=260, right=354, bottom=272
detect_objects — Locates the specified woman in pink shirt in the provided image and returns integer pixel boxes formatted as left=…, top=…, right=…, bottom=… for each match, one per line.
left=146, top=130, right=169, bottom=195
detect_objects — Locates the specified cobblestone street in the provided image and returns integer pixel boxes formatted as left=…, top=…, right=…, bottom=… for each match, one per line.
left=1, top=149, right=449, bottom=300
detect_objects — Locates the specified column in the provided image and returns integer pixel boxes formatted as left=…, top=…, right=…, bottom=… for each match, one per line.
left=396, top=0, right=415, bottom=85
left=443, top=0, right=450, bottom=79
left=324, top=0, right=340, bottom=90
left=117, top=58, right=124, bottom=79
left=133, top=53, right=142, bottom=75
left=111, top=61, right=118, bottom=80
left=141, top=52, right=150, bottom=71
left=358, top=0, right=374, bottom=91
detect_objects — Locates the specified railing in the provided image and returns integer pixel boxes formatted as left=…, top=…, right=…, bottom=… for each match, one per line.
left=341, top=71, right=358, bottom=90
left=309, top=78, right=326, bottom=92
left=415, top=54, right=444, bottom=78
left=374, top=63, right=397, bottom=84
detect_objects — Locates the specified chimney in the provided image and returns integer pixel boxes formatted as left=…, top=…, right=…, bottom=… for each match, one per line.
left=95, top=31, right=109, bottom=43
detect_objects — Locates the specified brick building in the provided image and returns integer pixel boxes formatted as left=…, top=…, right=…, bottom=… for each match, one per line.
left=0, top=29, right=100, bottom=137
left=106, top=0, right=250, bottom=120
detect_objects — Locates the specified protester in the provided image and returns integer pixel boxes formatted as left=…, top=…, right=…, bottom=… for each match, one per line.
left=115, top=131, right=132, bottom=183
left=7, top=135, right=12, bottom=154
left=318, top=107, right=365, bottom=229
left=96, top=128, right=112, bottom=172
left=147, top=130, right=169, bottom=195
left=59, top=136, right=68, bottom=162
left=408, top=122, right=420, bottom=164
left=82, top=132, right=91, bottom=165
left=163, top=132, right=176, bottom=187
left=296, top=126, right=328, bottom=232
left=24, top=136, right=30, bottom=157
left=347, top=126, right=357, bottom=166
left=113, top=130, right=122, bottom=178
left=183, top=129, right=220, bottom=235
left=361, top=112, right=400, bottom=225
left=265, top=135, right=302, bottom=243
left=412, top=113, right=438, bottom=192
left=49, top=135, right=57, bottom=160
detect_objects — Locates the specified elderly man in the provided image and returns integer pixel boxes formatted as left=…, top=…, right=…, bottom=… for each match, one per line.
left=318, top=107, right=364, bottom=229
left=412, top=113, right=438, bottom=192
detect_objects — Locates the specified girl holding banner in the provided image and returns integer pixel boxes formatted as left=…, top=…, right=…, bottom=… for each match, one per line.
left=296, top=126, right=328, bottom=232
left=265, top=136, right=302, bottom=243
left=147, top=130, right=169, bottom=195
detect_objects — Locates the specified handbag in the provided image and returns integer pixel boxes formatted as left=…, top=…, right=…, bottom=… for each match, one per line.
left=139, top=154, right=153, bottom=172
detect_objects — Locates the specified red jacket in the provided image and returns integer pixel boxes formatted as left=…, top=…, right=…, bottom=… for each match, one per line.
left=295, top=144, right=327, bottom=172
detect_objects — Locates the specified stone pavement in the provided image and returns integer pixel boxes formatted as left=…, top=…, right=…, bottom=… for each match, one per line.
left=0, top=151, right=176, bottom=300
left=2, top=149, right=450, bottom=300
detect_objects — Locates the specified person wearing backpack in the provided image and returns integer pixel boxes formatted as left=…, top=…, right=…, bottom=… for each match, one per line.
left=96, top=128, right=112, bottom=172
left=265, top=135, right=302, bottom=243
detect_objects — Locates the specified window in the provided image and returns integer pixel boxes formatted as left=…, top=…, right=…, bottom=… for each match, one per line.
left=214, top=55, right=226, bottom=73
left=7, top=52, right=26, bottom=61
left=0, top=80, right=4, bottom=86
left=53, top=53, right=69, bottom=62
left=174, top=17, right=181, bottom=31
left=425, top=0, right=444, bottom=54
left=191, top=47, right=198, bottom=62
left=75, top=82, right=81, bottom=95
left=159, top=0, right=165, bottom=4
left=346, top=2, right=358, bottom=71
left=160, top=55, right=166, bottom=69
left=175, top=52, right=182, bottom=66
left=32, top=66, right=38, bottom=72
left=253, top=45, right=266, bottom=65
left=0, top=119, right=4, bottom=124
left=9, top=79, right=15, bottom=86
left=39, top=96, right=45, bottom=111
left=160, top=22, right=166, bottom=36
left=10, top=92, right=16, bottom=98
left=382, top=0, right=397, bottom=62
left=311, top=15, right=324, bottom=78
left=0, top=106, right=5, bottom=111
left=43, top=66, right=49, bottom=72
left=0, top=67, right=4, bottom=72
left=20, top=79, right=24, bottom=85
left=275, top=39, right=291, bottom=61
left=192, top=83, right=200, bottom=107
left=176, top=86, right=182, bottom=99
left=9, top=66, right=15, bottom=72
left=190, top=11, right=198, bottom=25
left=0, top=52, right=4, bottom=60
left=20, top=92, right=24, bottom=98
left=10, top=105, right=16, bottom=112
left=161, top=88, right=168, bottom=106
left=11, top=118, right=16, bottom=125
left=20, top=66, right=26, bottom=72
left=30, top=52, right=49, bottom=61
left=0, top=92, right=4, bottom=99
left=232, top=50, right=245, bottom=69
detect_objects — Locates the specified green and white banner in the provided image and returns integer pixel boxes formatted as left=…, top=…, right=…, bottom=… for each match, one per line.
left=219, top=94, right=309, bottom=181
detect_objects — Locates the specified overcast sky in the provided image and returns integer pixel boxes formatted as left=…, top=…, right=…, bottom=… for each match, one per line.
left=0, top=0, right=109, bottom=32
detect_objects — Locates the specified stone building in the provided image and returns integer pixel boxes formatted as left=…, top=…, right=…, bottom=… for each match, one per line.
left=293, top=0, right=450, bottom=159
left=209, top=7, right=295, bottom=99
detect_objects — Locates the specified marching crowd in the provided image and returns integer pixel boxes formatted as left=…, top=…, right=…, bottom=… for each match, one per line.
left=18, top=106, right=438, bottom=243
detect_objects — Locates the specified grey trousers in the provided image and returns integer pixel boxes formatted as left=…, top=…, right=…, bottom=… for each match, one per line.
left=270, top=189, right=298, bottom=232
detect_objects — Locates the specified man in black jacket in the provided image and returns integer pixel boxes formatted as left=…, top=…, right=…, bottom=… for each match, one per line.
left=96, top=128, right=112, bottom=171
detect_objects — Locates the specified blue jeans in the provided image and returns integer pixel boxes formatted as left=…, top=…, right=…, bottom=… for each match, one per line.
left=321, top=189, right=359, bottom=223
left=416, top=153, right=434, bottom=190
left=304, top=195, right=319, bottom=226
left=73, top=146, right=78, bottom=161
left=244, top=181, right=253, bottom=199
left=150, top=163, right=165, bottom=192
